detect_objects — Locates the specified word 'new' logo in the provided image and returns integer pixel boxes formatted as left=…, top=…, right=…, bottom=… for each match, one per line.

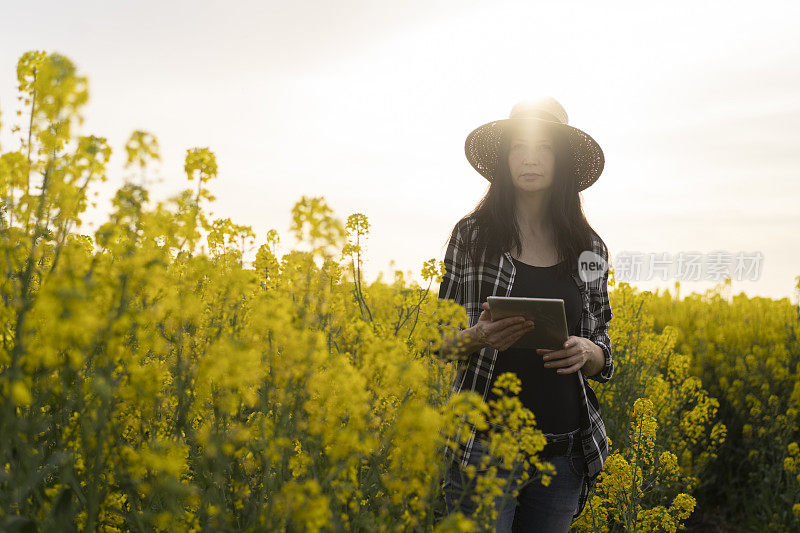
left=578, top=250, right=608, bottom=284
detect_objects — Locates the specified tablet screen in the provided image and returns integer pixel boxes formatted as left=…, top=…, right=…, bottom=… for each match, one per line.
left=486, top=296, right=569, bottom=350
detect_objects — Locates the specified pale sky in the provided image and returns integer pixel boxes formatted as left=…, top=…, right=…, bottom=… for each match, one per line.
left=1, top=0, right=799, bottom=300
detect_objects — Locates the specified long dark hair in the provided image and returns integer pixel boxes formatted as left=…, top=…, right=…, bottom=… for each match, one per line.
left=459, top=121, right=606, bottom=279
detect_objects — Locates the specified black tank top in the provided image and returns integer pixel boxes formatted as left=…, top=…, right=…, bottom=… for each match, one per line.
left=478, top=256, right=583, bottom=436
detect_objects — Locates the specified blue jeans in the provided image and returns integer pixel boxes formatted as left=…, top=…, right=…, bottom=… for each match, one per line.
left=442, top=428, right=586, bottom=532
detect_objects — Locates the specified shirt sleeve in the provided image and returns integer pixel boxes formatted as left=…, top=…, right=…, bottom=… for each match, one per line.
left=587, top=246, right=615, bottom=383
left=432, top=221, right=468, bottom=361
left=438, top=222, right=465, bottom=307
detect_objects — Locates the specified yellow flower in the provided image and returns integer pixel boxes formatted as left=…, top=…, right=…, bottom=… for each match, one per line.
left=11, top=380, right=32, bottom=407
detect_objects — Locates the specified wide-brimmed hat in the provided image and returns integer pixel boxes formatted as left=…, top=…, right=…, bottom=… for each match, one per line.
left=464, top=96, right=605, bottom=191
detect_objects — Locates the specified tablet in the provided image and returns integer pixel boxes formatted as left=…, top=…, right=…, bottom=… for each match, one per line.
left=486, top=296, right=569, bottom=350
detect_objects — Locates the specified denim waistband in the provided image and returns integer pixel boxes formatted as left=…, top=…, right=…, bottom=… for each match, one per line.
left=472, top=426, right=583, bottom=458
left=475, top=425, right=581, bottom=445
left=541, top=427, right=583, bottom=458
left=542, top=427, right=581, bottom=442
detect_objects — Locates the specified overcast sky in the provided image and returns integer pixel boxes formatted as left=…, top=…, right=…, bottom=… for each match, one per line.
left=1, top=0, right=799, bottom=300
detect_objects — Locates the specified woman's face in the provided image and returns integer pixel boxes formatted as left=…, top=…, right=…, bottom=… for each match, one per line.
left=507, top=124, right=556, bottom=193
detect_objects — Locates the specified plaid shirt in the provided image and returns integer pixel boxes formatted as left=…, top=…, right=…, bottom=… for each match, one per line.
left=435, top=214, right=614, bottom=522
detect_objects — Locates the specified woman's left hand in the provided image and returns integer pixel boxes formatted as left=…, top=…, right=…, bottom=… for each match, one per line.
left=537, top=336, right=597, bottom=375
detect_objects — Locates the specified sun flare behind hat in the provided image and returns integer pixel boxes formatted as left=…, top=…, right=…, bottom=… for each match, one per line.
left=464, top=96, right=605, bottom=191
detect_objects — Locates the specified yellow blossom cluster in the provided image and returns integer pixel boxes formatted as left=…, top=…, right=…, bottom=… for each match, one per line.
left=645, top=277, right=800, bottom=530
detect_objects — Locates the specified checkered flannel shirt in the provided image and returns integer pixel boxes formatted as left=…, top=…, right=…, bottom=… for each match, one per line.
left=435, top=214, right=615, bottom=522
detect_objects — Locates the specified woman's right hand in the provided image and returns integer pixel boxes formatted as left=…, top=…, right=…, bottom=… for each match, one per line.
left=467, top=302, right=535, bottom=352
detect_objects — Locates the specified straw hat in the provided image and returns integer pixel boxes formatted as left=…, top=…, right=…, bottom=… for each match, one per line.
left=464, top=96, right=605, bottom=191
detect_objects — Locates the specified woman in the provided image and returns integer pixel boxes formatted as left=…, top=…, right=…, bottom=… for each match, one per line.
left=436, top=96, right=614, bottom=531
